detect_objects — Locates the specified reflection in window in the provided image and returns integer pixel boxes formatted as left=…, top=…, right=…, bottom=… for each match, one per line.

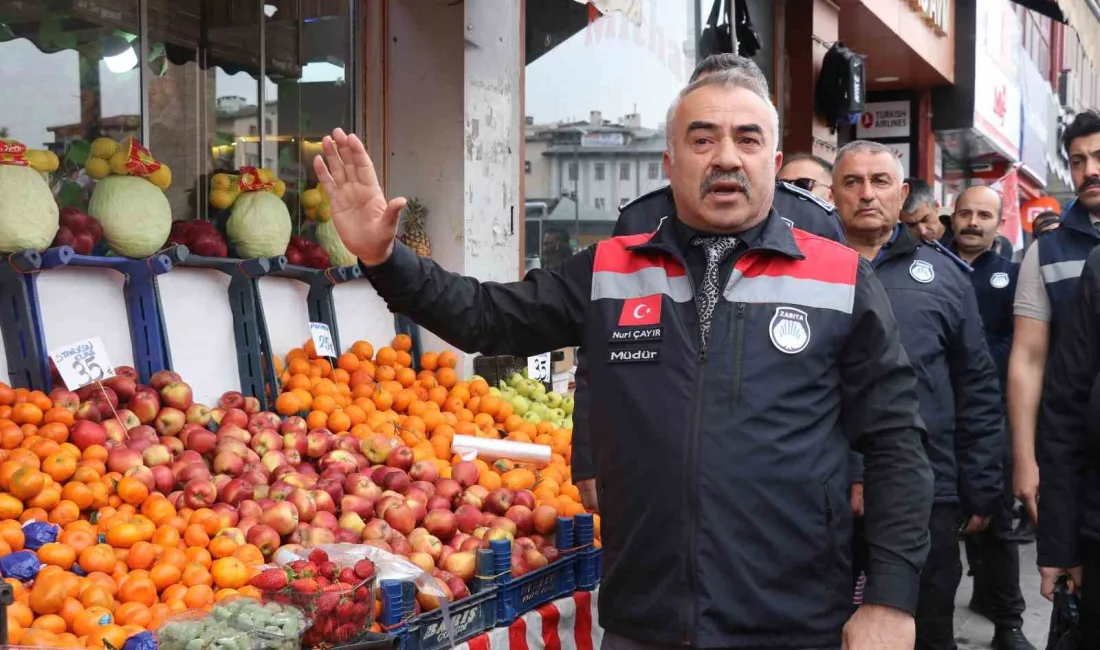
left=0, top=3, right=142, bottom=211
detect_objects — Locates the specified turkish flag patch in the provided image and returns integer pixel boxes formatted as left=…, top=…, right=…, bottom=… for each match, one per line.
left=619, top=295, right=662, bottom=326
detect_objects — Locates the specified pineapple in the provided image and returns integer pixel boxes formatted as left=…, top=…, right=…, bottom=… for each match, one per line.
left=398, top=198, right=432, bottom=257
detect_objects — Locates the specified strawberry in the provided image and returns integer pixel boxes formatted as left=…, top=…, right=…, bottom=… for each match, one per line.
left=249, top=568, right=289, bottom=590
left=323, top=583, right=343, bottom=592
left=336, top=601, right=358, bottom=621
left=335, top=623, right=360, bottom=642
left=353, top=559, right=376, bottom=580
left=289, top=577, right=319, bottom=593
left=320, top=561, right=338, bottom=580
left=316, top=592, right=340, bottom=614
left=339, top=567, right=359, bottom=585
left=289, top=560, right=318, bottom=578
left=308, top=548, right=330, bottom=565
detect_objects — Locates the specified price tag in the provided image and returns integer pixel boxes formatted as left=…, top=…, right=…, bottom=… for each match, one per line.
left=49, top=337, right=116, bottom=390
left=309, top=322, right=338, bottom=358
left=527, top=352, right=552, bottom=384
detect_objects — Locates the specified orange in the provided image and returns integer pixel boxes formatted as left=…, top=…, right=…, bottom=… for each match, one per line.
left=327, top=410, right=351, bottom=433
left=48, top=499, right=80, bottom=527
left=115, top=476, right=148, bottom=505
left=149, top=564, right=182, bottom=592
left=233, top=544, right=265, bottom=567
left=39, top=420, right=71, bottom=441
left=336, top=352, right=360, bottom=373
left=0, top=492, right=23, bottom=520
left=78, top=545, right=117, bottom=574
left=376, top=347, right=397, bottom=367
left=351, top=341, right=374, bottom=361
left=183, top=524, right=210, bottom=548
left=79, top=584, right=115, bottom=610
left=118, top=577, right=157, bottom=607
left=10, top=466, right=45, bottom=500
left=60, top=482, right=94, bottom=510
left=37, top=542, right=76, bottom=570
left=33, top=613, right=67, bottom=634
left=274, top=392, right=300, bottom=416
left=182, top=584, right=214, bottom=609
left=210, top=557, right=248, bottom=589
left=207, top=535, right=238, bottom=559
left=11, top=402, right=43, bottom=426
left=185, top=547, right=212, bottom=567
left=113, top=602, right=151, bottom=628
left=181, top=563, right=213, bottom=588
left=126, top=541, right=160, bottom=570
left=305, top=410, right=327, bottom=430
left=420, top=351, right=439, bottom=371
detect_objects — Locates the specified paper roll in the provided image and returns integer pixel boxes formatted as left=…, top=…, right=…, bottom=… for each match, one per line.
left=450, top=434, right=553, bottom=467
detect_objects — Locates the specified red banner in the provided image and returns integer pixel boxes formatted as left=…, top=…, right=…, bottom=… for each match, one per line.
left=995, top=165, right=1024, bottom=253
left=0, top=139, right=29, bottom=167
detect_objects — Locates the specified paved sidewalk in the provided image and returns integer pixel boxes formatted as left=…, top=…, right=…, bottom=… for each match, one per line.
left=954, top=542, right=1050, bottom=649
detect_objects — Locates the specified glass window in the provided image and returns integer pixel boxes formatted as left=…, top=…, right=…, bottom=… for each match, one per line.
left=526, top=0, right=703, bottom=244
left=2, top=1, right=359, bottom=239
left=568, top=161, right=578, bottom=181
left=0, top=2, right=142, bottom=209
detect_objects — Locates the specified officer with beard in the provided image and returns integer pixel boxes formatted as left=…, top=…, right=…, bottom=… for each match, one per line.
left=948, top=186, right=1032, bottom=650
left=571, top=54, right=845, bottom=510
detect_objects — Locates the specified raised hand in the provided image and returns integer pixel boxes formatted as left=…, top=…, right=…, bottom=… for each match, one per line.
left=312, top=128, right=407, bottom=266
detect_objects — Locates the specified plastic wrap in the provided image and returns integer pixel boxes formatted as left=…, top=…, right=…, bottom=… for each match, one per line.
left=450, top=434, right=552, bottom=466
left=21, top=521, right=59, bottom=550
left=155, top=598, right=308, bottom=650
left=0, top=550, right=41, bottom=581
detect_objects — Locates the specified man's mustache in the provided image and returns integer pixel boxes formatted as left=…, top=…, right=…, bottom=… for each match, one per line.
left=960, top=228, right=983, bottom=237
left=700, top=170, right=752, bottom=200
left=1081, top=176, right=1100, bottom=192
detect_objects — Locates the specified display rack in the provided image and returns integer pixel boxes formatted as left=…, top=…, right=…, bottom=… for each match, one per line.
left=263, top=259, right=362, bottom=364
left=33, top=246, right=175, bottom=388
left=0, top=250, right=46, bottom=389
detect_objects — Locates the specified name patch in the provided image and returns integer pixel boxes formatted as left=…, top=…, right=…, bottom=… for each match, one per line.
left=608, top=348, right=661, bottom=363
left=609, top=326, right=662, bottom=343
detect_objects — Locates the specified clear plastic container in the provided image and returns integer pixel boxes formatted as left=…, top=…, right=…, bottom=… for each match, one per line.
left=154, top=610, right=254, bottom=650
left=219, top=598, right=310, bottom=650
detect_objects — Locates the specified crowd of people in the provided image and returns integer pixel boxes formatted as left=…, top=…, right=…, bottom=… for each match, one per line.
left=310, top=52, right=1100, bottom=650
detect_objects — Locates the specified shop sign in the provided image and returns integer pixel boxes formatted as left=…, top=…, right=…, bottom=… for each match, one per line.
left=887, top=142, right=913, bottom=178
left=1019, top=56, right=1051, bottom=186
left=908, top=0, right=950, bottom=36
left=973, top=0, right=1022, bottom=161
left=856, top=101, right=912, bottom=139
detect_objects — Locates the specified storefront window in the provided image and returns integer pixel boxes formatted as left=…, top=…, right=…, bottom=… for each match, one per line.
left=1, top=0, right=358, bottom=235
left=524, top=0, right=706, bottom=262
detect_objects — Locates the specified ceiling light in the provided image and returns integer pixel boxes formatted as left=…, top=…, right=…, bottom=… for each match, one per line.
left=874, top=76, right=901, bottom=82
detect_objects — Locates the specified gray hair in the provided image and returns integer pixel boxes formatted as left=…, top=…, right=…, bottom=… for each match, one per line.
left=690, top=54, right=770, bottom=87
left=902, top=178, right=936, bottom=213
left=665, top=67, right=780, bottom=155
left=834, top=140, right=905, bottom=181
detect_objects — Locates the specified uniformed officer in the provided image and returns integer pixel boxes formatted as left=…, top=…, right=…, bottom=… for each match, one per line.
left=899, top=178, right=944, bottom=242
left=834, top=140, right=1003, bottom=650
left=317, top=64, right=933, bottom=650
left=778, top=153, right=835, bottom=204
left=1011, top=110, right=1100, bottom=527
left=572, top=56, right=845, bottom=510
left=947, top=186, right=1033, bottom=650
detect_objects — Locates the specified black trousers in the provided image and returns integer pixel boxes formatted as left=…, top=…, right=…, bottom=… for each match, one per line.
left=853, top=504, right=961, bottom=650
left=1080, top=536, right=1100, bottom=646
left=963, top=459, right=1026, bottom=629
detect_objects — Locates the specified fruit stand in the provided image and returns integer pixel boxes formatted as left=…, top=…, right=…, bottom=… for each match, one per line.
left=0, top=134, right=601, bottom=650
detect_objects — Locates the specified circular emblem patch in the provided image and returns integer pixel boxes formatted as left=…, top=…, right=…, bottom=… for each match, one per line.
left=990, top=272, right=1010, bottom=289
left=769, top=307, right=811, bottom=354
left=909, top=260, right=935, bottom=284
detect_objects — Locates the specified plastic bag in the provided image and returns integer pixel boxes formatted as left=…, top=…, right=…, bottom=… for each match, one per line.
left=271, top=543, right=447, bottom=598
left=0, top=550, right=41, bottom=581
left=121, top=630, right=157, bottom=650
left=21, top=521, right=59, bottom=550
left=1046, top=577, right=1081, bottom=650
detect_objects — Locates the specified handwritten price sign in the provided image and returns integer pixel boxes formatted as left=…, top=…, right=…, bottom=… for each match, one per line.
left=49, top=337, right=116, bottom=390
left=527, top=352, right=552, bottom=384
left=309, top=322, right=337, bottom=358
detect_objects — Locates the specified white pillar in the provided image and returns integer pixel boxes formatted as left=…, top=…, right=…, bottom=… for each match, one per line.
left=385, top=0, right=523, bottom=373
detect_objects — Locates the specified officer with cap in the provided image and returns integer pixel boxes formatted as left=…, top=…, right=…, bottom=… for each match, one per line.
left=572, top=55, right=846, bottom=508
left=835, top=141, right=1004, bottom=650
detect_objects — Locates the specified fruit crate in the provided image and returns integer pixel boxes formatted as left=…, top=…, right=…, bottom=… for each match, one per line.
left=0, top=251, right=47, bottom=389
left=490, top=516, right=577, bottom=625
left=32, top=246, right=176, bottom=388
left=378, top=549, right=498, bottom=650
left=572, top=513, right=602, bottom=591
left=160, top=246, right=279, bottom=410
left=320, top=631, right=402, bottom=650
left=472, top=352, right=564, bottom=392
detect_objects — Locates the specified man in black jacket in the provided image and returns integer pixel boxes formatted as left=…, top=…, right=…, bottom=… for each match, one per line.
left=947, top=186, right=1032, bottom=650
left=316, top=65, right=933, bottom=649
left=1037, top=245, right=1100, bottom=646
left=834, top=141, right=1004, bottom=650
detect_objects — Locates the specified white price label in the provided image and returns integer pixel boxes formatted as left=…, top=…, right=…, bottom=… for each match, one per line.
left=49, top=337, right=116, bottom=390
left=527, top=352, right=552, bottom=384
left=309, top=322, right=338, bottom=358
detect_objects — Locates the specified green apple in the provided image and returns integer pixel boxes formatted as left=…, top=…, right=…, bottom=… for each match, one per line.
left=561, top=396, right=574, bottom=416
left=509, top=395, right=530, bottom=416
left=546, top=391, right=563, bottom=408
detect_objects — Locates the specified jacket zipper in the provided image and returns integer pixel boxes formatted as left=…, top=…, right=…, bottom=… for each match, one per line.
left=824, top=488, right=836, bottom=566
left=683, top=261, right=702, bottom=647
left=732, top=303, right=745, bottom=402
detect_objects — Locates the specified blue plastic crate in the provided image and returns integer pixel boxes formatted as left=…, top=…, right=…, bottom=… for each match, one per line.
left=0, top=251, right=47, bottom=389
left=572, top=513, right=602, bottom=591
left=491, top=517, right=577, bottom=625
left=403, top=586, right=497, bottom=650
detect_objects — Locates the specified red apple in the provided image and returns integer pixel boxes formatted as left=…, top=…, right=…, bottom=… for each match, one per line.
left=435, top=479, right=463, bottom=504
left=492, top=517, right=518, bottom=537
left=246, top=524, right=281, bottom=557
left=408, top=461, right=439, bottom=484
left=412, top=534, right=443, bottom=560
left=129, top=391, right=160, bottom=424
left=485, top=488, right=513, bottom=516
left=506, top=505, right=534, bottom=535
left=319, top=450, right=358, bottom=475
left=280, top=416, right=308, bottom=438
left=219, top=478, right=254, bottom=506
left=251, top=430, right=282, bottom=455
left=512, top=490, right=536, bottom=510
left=341, top=495, right=376, bottom=519
left=390, top=535, right=413, bottom=556
left=243, top=396, right=261, bottom=414
left=150, top=369, right=182, bottom=391
left=115, top=365, right=139, bottom=382
left=218, top=391, right=245, bottom=411
left=185, top=428, right=216, bottom=454
left=454, top=504, right=482, bottom=534
left=154, top=407, right=186, bottom=436
left=408, top=551, right=435, bottom=574
left=381, top=470, right=410, bottom=494
left=220, top=408, right=248, bottom=429
left=160, top=381, right=193, bottom=410
left=442, top=551, right=477, bottom=581
left=185, top=403, right=212, bottom=426
left=363, top=539, right=392, bottom=553
left=49, top=388, right=79, bottom=412
left=361, top=434, right=395, bottom=465
left=424, top=509, right=458, bottom=540
left=184, top=478, right=217, bottom=508
left=451, top=461, right=480, bottom=489
left=386, top=446, right=415, bottom=471
left=313, top=511, right=338, bottom=530
left=426, top=495, right=452, bottom=512
left=69, top=420, right=106, bottom=450
left=262, top=501, right=300, bottom=536
left=287, top=489, right=317, bottom=523
left=248, top=412, right=281, bottom=435
left=306, top=429, right=333, bottom=458
left=213, top=451, right=244, bottom=476
left=238, top=500, right=263, bottom=520
left=142, top=444, right=172, bottom=467
left=151, top=465, right=175, bottom=494
left=216, top=423, right=249, bottom=444
left=124, top=465, right=155, bottom=491
left=75, top=401, right=102, bottom=423
left=107, top=447, right=143, bottom=474
left=362, top=518, right=392, bottom=541
left=339, top=511, right=366, bottom=534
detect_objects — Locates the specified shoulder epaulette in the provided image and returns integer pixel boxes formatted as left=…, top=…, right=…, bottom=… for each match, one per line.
left=924, top=239, right=974, bottom=273
left=776, top=180, right=837, bottom=214
left=617, top=184, right=671, bottom=213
